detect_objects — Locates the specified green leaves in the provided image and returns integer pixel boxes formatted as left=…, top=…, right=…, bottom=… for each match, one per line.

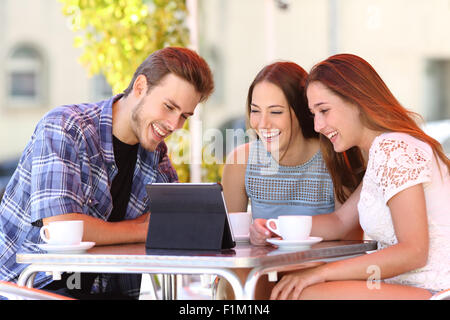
left=59, top=0, right=188, bottom=94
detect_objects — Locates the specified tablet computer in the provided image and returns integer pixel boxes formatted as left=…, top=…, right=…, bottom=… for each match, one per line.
left=145, top=183, right=236, bottom=250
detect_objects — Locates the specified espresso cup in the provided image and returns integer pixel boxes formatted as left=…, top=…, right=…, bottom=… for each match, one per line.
left=39, top=220, right=84, bottom=245
left=266, top=215, right=312, bottom=241
left=229, top=212, right=252, bottom=236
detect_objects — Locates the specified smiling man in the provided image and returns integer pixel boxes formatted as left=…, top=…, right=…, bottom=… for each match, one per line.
left=0, top=47, right=214, bottom=299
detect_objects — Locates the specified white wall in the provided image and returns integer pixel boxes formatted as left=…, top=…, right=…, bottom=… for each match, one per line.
left=0, top=0, right=90, bottom=161
left=199, top=0, right=450, bottom=131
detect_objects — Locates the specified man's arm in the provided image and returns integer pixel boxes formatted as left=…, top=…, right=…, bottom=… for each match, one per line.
left=42, top=213, right=150, bottom=245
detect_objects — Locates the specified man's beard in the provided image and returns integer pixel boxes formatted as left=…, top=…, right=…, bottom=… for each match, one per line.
left=130, top=97, right=151, bottom=150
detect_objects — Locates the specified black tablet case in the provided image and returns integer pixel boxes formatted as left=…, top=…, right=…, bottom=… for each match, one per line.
left=145, top=183, right=236, bottom=250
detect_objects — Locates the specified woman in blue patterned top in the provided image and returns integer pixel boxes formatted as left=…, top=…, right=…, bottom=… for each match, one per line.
left=222, top=61, right=362, bottom=247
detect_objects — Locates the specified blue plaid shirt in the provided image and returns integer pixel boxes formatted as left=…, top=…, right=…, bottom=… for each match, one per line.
left=0, top=94, right=178, bottom=288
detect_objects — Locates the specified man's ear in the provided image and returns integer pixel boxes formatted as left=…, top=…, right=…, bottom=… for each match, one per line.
left=132, top=74, right=148, bottom=98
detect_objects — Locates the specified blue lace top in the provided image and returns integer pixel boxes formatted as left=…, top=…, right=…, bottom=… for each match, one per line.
left=245, top=140, right=335, bottom=219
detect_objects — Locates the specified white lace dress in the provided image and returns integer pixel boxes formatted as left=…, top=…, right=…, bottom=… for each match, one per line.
left=358, top=132, right=450, bottom=292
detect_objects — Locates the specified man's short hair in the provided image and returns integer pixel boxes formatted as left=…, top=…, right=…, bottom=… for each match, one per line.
left=123, top=47, right=214, bottom=102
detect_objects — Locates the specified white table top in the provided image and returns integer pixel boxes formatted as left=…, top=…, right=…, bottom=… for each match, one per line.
left=17, top=240, right=377, bottom=269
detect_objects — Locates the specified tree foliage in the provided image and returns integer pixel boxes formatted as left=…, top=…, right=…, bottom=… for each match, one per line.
left=59, top=0, right=189, bottom=94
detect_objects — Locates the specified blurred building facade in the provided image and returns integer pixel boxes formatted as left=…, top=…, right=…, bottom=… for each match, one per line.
left=198, top=0, right=450, bottom=131
left=1, top=0, right=450, bottom=162
left=0, top=0, right=111, bottom=162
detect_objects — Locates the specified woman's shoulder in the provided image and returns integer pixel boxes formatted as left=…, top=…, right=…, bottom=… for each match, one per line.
left=222, top=143, right=250, bottom=188
left=371, top=132, right=433, bottom=157
left=367, top=132, right=435, bottom=203
left=225, top=142, right=251, bottom=166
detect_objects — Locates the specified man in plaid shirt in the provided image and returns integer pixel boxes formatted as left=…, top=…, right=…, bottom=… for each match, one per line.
left=0, top=47, right=214, bottom=299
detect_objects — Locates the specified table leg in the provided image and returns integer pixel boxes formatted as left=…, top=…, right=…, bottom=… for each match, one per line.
left=157, top=269, right=245, bottom=300
left=171, top=274, right=177, bottom=300
left=244, top=267, right=264, bottom=300
left=215, top=269, right=245, bottom=300
left=161, top=274, right=178, bottom=300
left=26, top=273, right=37, bottom=288
left=162, top=274, right=169, bottom=300
left=17, top=265, right=38, bottom=288
left=17, top=265, right=245, bottom=300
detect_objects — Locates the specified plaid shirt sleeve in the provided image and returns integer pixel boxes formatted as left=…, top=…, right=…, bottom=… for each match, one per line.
left=156, top=142, right=178, bottom=183
left=0, top=117, right=88, bottom=284
left=29, top=119, right=86, bottom=222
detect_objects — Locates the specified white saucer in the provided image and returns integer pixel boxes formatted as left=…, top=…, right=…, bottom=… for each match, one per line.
left=37, top=242, right=95, bottom=254
left=266, top=237, right=322, bottom=250
left=234, top=234, right=250, bottom=242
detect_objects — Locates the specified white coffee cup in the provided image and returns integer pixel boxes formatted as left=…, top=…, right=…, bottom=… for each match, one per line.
left=266, top=215, right=312, bottom=241
left=229, top=212, right=252, bottom=236
left=40, top=220, right=84, bottom=245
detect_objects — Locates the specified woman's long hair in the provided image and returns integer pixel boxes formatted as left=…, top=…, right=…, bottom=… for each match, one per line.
left=306, top=53, right=450, bottom=203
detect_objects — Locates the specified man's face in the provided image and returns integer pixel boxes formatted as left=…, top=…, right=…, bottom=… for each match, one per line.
left=131, top=73, right=201, bottom=151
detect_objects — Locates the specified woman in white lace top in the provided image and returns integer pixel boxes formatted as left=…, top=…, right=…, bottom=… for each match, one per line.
left=270, top=54, right=450, bottom=300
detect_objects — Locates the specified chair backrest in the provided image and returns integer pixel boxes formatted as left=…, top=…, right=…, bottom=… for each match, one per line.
left=0, top=281, right=73, bottom=300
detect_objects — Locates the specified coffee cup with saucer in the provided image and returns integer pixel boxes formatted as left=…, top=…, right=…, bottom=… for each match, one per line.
left=265, top=215, right=322, bottom=249
left=229, top=211, right=252, bottom=242
left=38, top=220, right=95, bottom=254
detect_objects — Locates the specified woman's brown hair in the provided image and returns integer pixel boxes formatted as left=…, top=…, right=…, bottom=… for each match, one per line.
left=306, top=53, right=450, bottom=203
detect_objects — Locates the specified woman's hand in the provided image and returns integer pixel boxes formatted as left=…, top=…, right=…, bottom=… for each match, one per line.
left=249, top=218, right=275, bottom=246
left=270, top=266, right=326, bottom=300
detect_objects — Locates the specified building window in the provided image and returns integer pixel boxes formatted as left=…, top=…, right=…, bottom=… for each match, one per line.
left=6, top=44, right=46, bottom=108
left=11, top=72, right=36, bottom=97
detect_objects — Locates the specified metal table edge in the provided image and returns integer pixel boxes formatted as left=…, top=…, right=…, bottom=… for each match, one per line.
left=16, top=240, right=377, bottom=269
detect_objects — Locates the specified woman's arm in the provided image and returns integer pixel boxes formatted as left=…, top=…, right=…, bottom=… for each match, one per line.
left=271, top=183, right=429, bottom=299
left=323, top=183, right=429, bottom=279
left=221, top=143, right=250, bottom=213
left=311, top=183, right=362, bottom=240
